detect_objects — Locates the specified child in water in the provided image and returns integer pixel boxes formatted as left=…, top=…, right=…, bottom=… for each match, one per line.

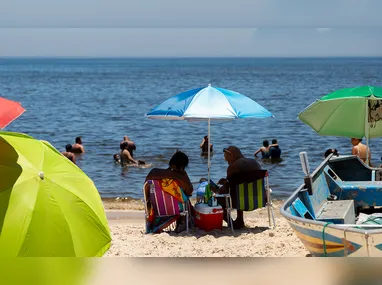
left=113, top=154, right=121, bottom=164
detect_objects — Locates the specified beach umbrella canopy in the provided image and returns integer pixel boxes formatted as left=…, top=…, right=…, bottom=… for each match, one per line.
left=299, top=86, right=382, bottom=139
left=298, top=86, right=382, bottom=165
left=0, top=97, right=25, bottom=129
left=0, top=131, right=111, bottom=257
left=146, top=84, right=273, bottom=121
left=146, top=85, right=274, bottom=182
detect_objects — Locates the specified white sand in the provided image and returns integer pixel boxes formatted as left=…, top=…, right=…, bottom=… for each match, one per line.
left=104, top=201, right=309, bottom=257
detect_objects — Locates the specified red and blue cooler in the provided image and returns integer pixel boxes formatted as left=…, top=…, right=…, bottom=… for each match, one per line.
left=194, top=203, right=223, bottom=231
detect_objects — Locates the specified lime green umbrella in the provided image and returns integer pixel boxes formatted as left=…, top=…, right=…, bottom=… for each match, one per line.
left=0, top=131, right=111, bottom=257
left=299, top=86, right=382, bottom=164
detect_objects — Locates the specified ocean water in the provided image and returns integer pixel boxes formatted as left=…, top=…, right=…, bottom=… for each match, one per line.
left=1, top=57, right=382, bottom=199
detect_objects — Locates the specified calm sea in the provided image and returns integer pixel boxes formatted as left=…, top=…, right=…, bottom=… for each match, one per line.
left=1, top=57, right=382, bottom=199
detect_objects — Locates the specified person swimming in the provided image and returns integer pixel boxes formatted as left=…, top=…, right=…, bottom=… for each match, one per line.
left=113, top=153, right=121, bottom=164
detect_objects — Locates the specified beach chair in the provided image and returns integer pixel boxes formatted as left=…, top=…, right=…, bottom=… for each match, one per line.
left=143, top=180, right=189, bottom=233
left=215, top=170, right=276, bottom=233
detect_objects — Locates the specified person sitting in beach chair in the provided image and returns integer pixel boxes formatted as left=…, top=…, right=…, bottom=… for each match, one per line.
left=212, top=146, right=263, bottom=229
left=144, top=151, right=193, bottom=233
left=219, top=169, right=275, bottom=232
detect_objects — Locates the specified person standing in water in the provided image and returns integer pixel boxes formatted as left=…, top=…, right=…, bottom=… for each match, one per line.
left=62, top=144, right=76, bottom=164
left=72, top=136, right=85, bottom=154
left=268, top=139, right=281, bottom=159
left=351, top=138, right=371, bottom=165
left=120, top=141, right=139, bottom=165
left=254, top=140, right=270, bottom=159
left=200, top=135, right=213, bottom=156
left=120, top=135, right=136, bottom=157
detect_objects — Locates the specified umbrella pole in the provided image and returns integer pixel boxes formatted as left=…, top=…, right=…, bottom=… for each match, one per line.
left=365, top=99, right=370, bottom=166
left=365, top=99, right=369, bottom=165
left=208, top=118, right=211, bottom=184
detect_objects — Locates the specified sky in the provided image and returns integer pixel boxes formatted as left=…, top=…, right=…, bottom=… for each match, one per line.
left=0, top=0, right=381, bottom=57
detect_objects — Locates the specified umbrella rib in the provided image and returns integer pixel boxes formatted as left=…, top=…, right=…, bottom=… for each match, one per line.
left=16, top=178, right=76, bottom=256
left=48, top=178, right=111, bottom=244
left=217, top=89, right=238, bottom=118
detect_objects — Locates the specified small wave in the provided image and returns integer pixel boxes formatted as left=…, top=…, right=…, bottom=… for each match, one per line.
left=119, top=162, right=154, bottom=169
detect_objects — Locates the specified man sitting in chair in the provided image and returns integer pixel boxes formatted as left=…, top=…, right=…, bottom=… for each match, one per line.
left=212, top=145, right=262, bottom=229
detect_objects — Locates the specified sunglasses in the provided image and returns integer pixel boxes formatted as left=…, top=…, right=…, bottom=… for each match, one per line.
left=223, top=148, right=232, bottom=154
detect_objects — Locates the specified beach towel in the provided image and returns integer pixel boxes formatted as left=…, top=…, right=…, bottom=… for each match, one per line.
left=145, top=179, right=188, bottom=234
left=150, top=180, right=181, bottom=216
left=159, top=178, right=185, bottom=203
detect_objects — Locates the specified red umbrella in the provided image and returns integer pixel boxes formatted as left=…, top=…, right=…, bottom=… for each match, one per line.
left=0, top=97, right=25, bottom=129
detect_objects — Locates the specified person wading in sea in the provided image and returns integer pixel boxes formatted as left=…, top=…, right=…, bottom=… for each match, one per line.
left=62, top=144, right=76, bottom=164
left=72, top=136, right=85, bottom=154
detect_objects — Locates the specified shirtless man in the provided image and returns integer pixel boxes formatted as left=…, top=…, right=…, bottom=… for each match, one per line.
left=120, top=141, right=139, bottom=165
left=61, top=144, right=76, bottom=164
left=351, top=138, right=371, bottom=165
left=254, top=140, right=270, bottom=158
left=120, top=136, right=130, bottom=145
left=72, top=137, right=85, bottom=154
left=120, top=136, right=136, bottom=157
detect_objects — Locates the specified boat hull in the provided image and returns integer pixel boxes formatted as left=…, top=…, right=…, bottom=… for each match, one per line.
left=281, top=155, right=382, bottom=257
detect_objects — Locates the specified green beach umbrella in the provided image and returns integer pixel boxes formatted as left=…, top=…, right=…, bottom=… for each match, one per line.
left=298, top=86, right=382, bottom=164
left=0, top=131, right=111, bottom=257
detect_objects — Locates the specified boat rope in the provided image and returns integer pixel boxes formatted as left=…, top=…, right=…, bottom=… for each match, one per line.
left=322, top=222, right=333, bottom=257
left=362, top=216, right=382, bottom=225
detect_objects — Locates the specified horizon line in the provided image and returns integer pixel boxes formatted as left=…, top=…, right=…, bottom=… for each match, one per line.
left=1, top=55, right=382, bottom=59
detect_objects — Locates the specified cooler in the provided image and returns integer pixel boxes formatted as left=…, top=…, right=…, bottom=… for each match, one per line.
left=194, top=203, right=223, bottom=231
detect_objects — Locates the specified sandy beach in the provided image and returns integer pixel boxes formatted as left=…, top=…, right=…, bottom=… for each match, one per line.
left=103, top=199, right=309, bottom=257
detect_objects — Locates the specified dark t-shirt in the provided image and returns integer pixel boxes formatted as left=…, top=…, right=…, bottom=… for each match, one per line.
left=269, top=146, right=281, bottom=158
left=225, top=157, right=262, bottom=187
left=227, top=157, right=262, bottom=178
left=218, top=157, right=263, bottom=196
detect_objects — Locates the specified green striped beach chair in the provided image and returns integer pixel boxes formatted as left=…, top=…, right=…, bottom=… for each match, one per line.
left=217, top=170, right=276, bottom=232
left=235, top=178, right=267, bottom=211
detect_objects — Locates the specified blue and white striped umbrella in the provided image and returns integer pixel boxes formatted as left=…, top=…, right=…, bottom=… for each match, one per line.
left=146, top=84, right=273, bottom=121
left=146, top=85, right=274, bottom=182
